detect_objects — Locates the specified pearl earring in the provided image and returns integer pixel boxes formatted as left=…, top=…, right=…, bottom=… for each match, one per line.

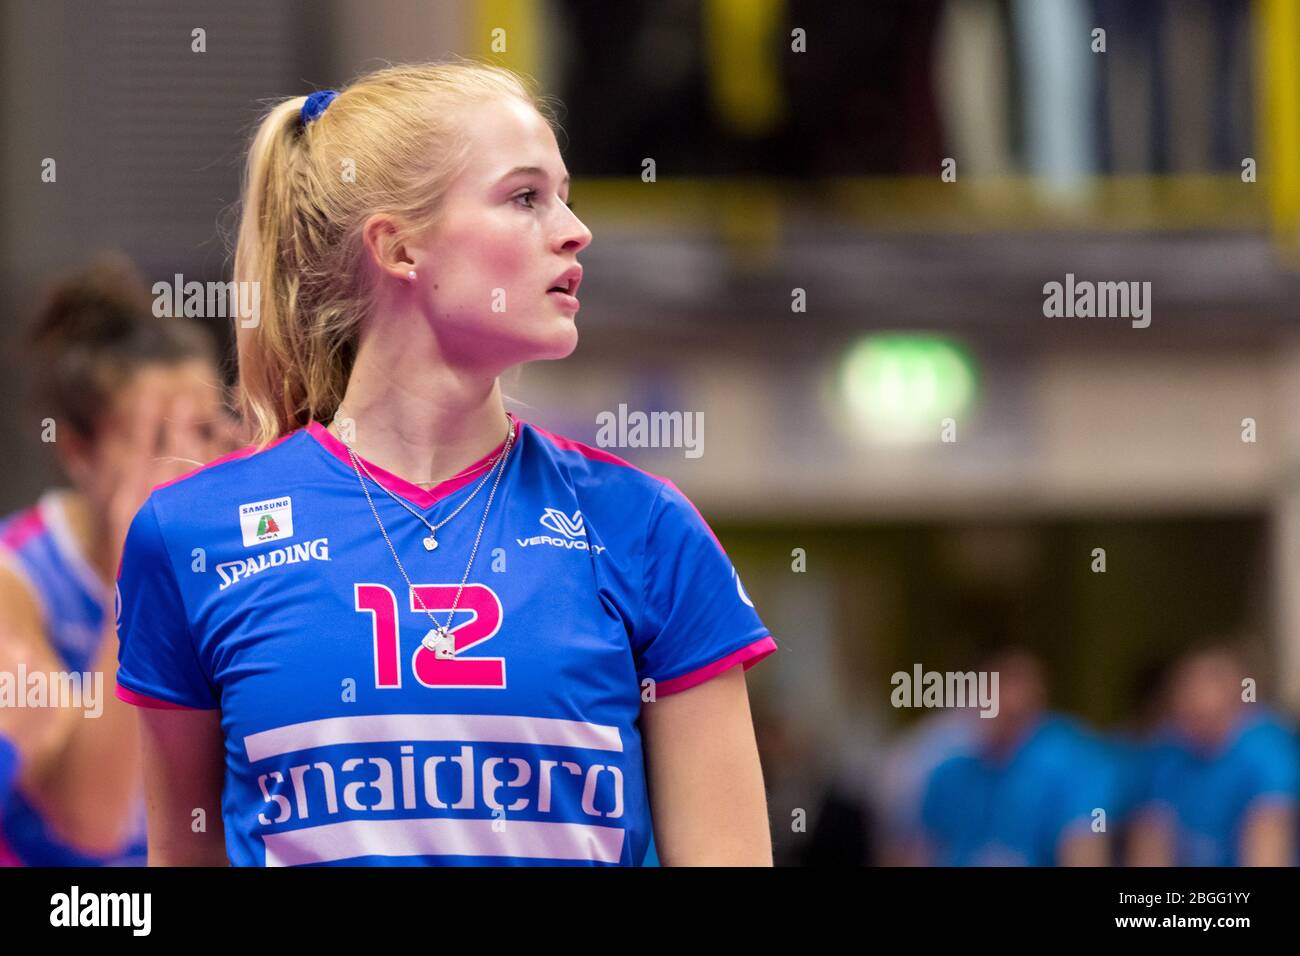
left=407, top=270, right=418, bottom=282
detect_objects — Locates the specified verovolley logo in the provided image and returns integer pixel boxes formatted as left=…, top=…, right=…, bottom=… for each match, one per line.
left=517, top=508, right=606, bottom=555
left=539, top=508, right=585, bottom=539
left=239, top=495, right=293, bottom=547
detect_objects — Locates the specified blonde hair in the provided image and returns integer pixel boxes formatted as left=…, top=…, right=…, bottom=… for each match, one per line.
left=232, top=59, right=557, bottom=449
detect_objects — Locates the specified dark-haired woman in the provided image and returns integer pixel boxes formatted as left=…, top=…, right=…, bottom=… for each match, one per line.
left=0, top=256, right=238, bottom=865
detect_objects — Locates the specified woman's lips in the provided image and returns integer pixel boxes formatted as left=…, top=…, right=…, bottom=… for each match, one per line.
left=547, top=289, right=580, bottom=311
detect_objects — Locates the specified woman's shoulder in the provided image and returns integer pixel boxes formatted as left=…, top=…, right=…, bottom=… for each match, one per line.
left=520, top=416, right=669, bottom=497
left=517, top=417, right=731, bottom=553
left=142, top=427, right=315, bottom=545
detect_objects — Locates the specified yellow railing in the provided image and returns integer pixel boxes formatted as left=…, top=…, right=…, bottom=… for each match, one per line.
left=469, top=1, right=1298, bottom=253
left=559, top=175, right=1271, bottom=235
left=1257, top=0, right=1300, bottom=260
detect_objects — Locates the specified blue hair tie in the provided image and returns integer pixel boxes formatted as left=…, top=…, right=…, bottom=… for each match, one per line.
left=301, top=89, right=338, bottom=126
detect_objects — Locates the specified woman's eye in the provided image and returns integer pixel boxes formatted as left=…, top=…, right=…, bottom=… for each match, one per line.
left=513, top=191, right=575, bottom=213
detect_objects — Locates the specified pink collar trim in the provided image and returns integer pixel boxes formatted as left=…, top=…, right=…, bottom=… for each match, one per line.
left=305, top=413, right=521, bottom=510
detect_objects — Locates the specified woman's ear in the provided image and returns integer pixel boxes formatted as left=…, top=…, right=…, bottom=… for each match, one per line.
left=361, top=213, right=415, bottom=283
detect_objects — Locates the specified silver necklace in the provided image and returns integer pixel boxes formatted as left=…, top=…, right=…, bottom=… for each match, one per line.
left=331, top=414, right=514, bottom=551
left=343, top=416, right=515, bottom=659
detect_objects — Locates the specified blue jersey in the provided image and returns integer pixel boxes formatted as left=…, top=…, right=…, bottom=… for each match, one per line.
left=0, top=490, right=148, bottom=866
left=115, top=414, right=776, bottom=866
left=1111, top=728, right=1181, bottom=826
left=920, top=714, right=1115, bottom=866
left=1143, top=710, right=1298, bottom=866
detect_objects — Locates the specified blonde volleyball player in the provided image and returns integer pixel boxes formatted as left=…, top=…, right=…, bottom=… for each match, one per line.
left=117, top=61, right=778, bottom=867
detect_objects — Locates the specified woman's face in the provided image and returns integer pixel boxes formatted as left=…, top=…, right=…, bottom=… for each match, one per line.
left=63, top=358, right=239, bottom=505
left=405, top=97, right=592, bottom=373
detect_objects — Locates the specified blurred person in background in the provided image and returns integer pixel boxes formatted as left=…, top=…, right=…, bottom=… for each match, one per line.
left=754, top=702, right=879, bottom=866
left=0, top=256, right=238, bottom=865
left=1110, top=657, right=1179, bottom=865
left=879, top=705, right=981, bottom=865
left=753, top=703, right=820, bottom=866
left=801, top=711, right=886, bottom=867
left=917, top=648, right=1115, bottom=866
left=1126, top=644, right=1298, bottom=867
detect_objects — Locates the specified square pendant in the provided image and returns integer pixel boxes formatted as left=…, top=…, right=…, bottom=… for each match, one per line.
left=421, top=627, right=455, bottom=659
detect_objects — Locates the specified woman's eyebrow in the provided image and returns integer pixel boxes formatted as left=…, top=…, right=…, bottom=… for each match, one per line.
left=496, top=165, right=571, bottom=189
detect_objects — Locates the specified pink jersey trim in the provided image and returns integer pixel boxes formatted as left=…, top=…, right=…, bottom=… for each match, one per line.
left=654, top=635, right=778, bottom=697
left=525, top=422, right=728, bottom=551
left=659, top=478, right=725, bottom=551
left=0, top=506, right=45, bottom=550
left=0, top=735, right=22, bottom=866
left=115, top=683, right=208, bottom=711
left=524, top=420, right=670, bottom=482
left=305, top=414, right=520, bottom=511
left=152, top=428, right=301, bottom=494
left=0, top=828, right=23, bottom=867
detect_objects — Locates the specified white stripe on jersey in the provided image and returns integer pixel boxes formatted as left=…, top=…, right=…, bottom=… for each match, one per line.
left=243, top=712, right=624, bottom=762
left=263, top=816, right=625, bottom=866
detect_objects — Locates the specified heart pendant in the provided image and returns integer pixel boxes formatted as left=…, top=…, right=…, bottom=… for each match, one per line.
left=423, top=536, right=438, bottom=551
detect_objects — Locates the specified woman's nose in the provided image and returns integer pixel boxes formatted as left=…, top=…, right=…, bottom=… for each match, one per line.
left=557, top=210, right=592, bottom=252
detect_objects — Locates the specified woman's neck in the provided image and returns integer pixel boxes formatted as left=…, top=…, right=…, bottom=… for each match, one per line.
left=331, top=333, right=511, bottom=488
left=58, top=490, right=115, bottom=591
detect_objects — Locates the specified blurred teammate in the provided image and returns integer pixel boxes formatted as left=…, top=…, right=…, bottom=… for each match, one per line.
left=1109, top=657, right=1179, bottom=864
left=1127, top=645, right=1298, bottom=866
left=0, top=256, right=236, bottom=865
left=918, top=649, right=1115, bottom=866
left=880, top=706, right=980, bottom=865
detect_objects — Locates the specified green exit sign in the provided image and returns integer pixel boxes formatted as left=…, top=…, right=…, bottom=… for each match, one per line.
left=838, top=334, right=978, bottom=442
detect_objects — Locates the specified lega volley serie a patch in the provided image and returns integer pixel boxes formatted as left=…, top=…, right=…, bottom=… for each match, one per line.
left=115, top=414, right=776, bottom=866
